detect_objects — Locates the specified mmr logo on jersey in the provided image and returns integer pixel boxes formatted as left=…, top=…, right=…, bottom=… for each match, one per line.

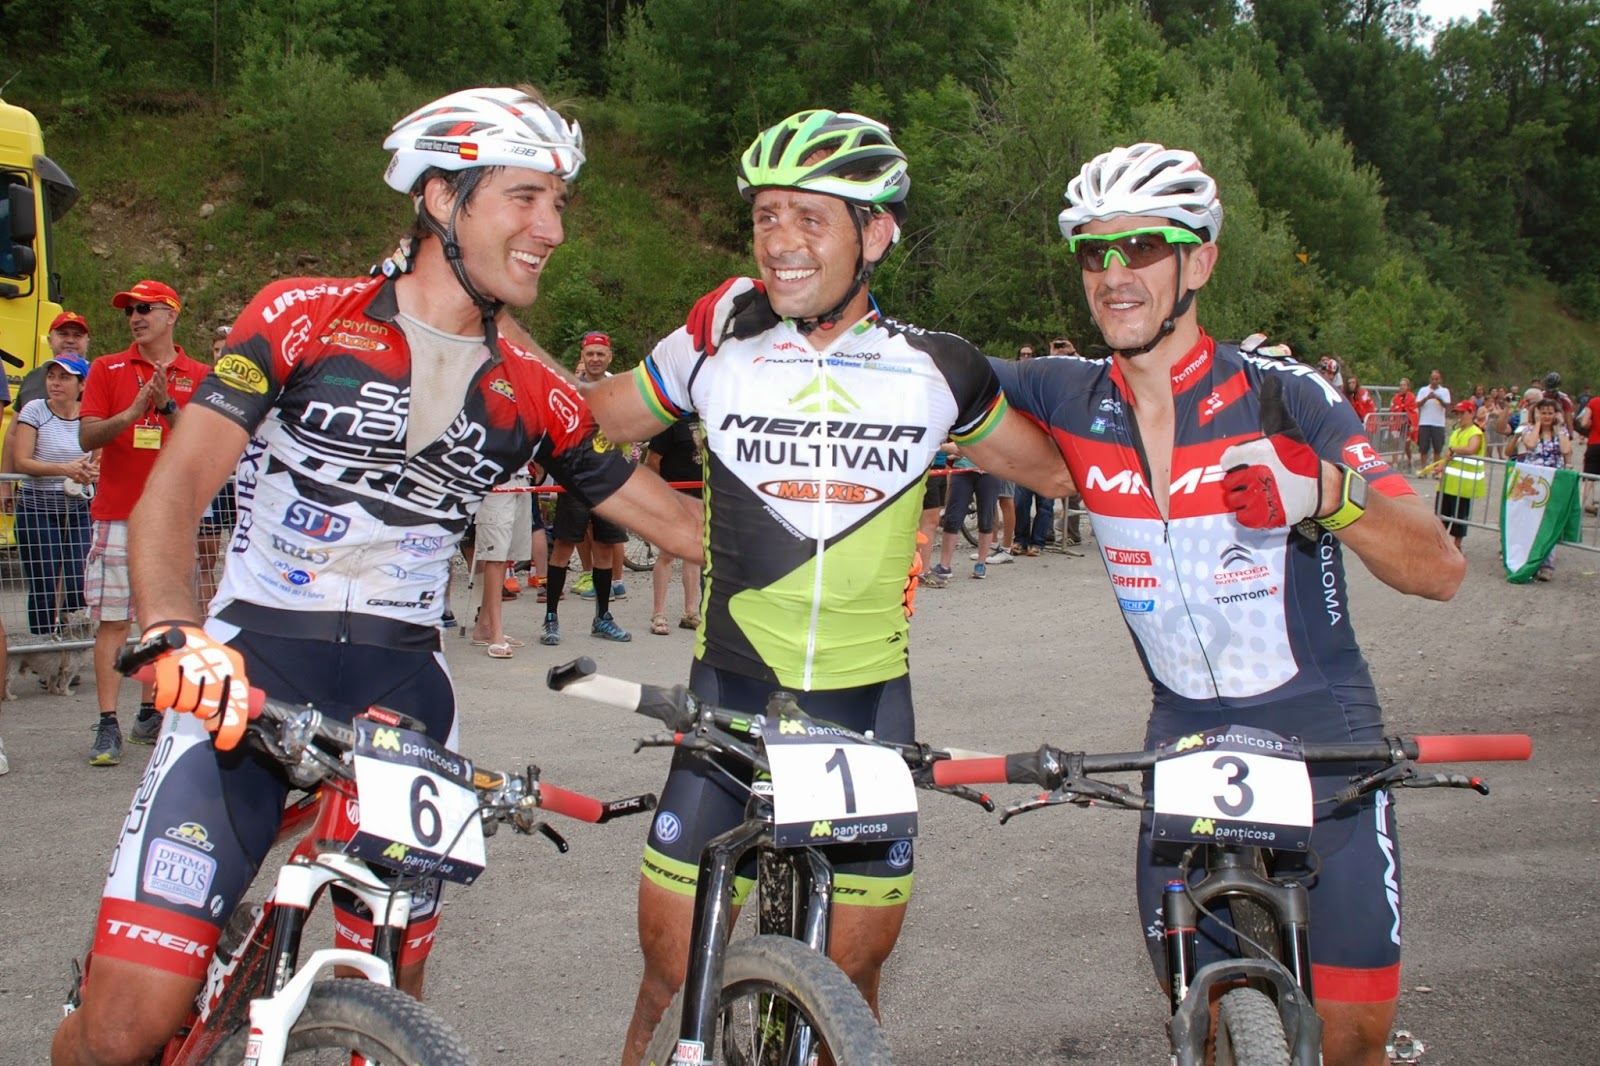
left=284, top=501, right=349, bottom=542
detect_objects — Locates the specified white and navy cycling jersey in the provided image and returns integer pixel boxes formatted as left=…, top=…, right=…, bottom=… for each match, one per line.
left=995, top=333, right=1414, bottom=708
left=193, top=275, right=631, bottom=649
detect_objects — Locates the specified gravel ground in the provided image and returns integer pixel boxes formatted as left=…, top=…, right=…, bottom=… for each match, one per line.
left=0, top=523, right=1591, bottom=1065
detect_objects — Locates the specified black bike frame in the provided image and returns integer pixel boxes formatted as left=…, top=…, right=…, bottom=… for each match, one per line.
left=674, top=793, right=836, bottom=1058
left=1162, top=844, right=1323, bottom=1066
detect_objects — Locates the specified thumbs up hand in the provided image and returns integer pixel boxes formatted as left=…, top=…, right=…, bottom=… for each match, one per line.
left=1219, top=376, right=1328, bottom=529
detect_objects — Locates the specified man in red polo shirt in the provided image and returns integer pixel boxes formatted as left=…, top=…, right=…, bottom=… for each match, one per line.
left=78, top=280, right=208, bottom=766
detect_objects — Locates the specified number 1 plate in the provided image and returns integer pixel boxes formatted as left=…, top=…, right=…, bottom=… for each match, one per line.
left=346, top=723, right=487, bottom=884
left=1151, top=725, right=1313, bottom=851
left=765, top=714, right=918, bottom=848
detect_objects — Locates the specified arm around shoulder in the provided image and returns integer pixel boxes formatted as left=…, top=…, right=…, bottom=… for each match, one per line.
left=962, top=409, right=1074, bottom=498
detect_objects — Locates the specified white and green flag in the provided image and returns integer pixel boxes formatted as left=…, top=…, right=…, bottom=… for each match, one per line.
left=1501, top=463, right=1582, bottom=582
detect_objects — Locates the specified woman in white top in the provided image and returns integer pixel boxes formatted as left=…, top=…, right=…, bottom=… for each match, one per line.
left=13, top=354, right=98, bottom=634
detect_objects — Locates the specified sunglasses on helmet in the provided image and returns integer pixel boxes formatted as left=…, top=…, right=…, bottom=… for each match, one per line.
left=1066, top=226, right=1203, bottom=273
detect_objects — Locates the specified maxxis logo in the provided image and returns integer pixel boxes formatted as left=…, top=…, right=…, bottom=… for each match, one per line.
left=757, top=480, right=885, bottom=504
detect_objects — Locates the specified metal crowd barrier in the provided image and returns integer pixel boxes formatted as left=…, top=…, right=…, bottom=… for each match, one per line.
left=1421, top=456, right=1600, bottom=553
left=0, top=473, right=99, bottom=655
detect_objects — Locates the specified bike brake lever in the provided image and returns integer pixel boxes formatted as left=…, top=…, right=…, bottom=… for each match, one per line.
left=634, top=731, right=680, bottom=752
left=1398, top=771, right=1490, bottom=796
left=1335, top=763, right=1415, bottom=805
left=934, top=783, right=995, bottom=813
left=999, top=792, right=1065, bottom=825
left=511, top=812, right=571, bottom=852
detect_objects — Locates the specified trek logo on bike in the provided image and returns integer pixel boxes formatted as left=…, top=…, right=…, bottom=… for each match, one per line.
left=345, top=723, right=488, bottom=884
left=1151, top=725, right=1313, bottom=851
left=764, top=712, right=918, bottom=848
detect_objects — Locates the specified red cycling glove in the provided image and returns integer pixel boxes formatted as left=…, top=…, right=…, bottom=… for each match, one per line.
left=686, top=277, right=778, bottom=356
left=1218, top=376, right=1326, bottom=529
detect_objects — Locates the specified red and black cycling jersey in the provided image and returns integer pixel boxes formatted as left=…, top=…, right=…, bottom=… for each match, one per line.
left=193, top=274, right=631, bottom=647
left=995, top=333, right=1414, bottom=709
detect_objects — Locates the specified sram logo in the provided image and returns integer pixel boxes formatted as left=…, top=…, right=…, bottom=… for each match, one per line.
left=757, top=480, right=886, bottom=504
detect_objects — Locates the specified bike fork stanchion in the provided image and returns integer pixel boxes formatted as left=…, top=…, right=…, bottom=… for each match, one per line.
left=798, top=849, right=833, bottom=955
left=1162, top=879, right=1199, bottom=1014
left=678, top=819, right=770, bottom=1054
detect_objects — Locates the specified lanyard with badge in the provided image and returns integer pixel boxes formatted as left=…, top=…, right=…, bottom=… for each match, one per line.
left=131, top=368, right=164, bottom=450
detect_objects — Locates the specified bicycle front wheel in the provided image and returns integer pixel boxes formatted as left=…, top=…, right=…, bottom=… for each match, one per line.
left=206, top=978, right=476, bottom=1065
left=1213, top=987, right=1290, bottom=1066
left=644, top=935, right=893, bottom=1066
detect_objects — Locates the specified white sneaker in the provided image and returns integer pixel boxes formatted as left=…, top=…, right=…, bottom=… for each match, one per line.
left=978, top=547, right=1014, bottom=564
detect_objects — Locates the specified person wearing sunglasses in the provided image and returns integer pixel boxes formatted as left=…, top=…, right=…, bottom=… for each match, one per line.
left=73, top=280, right=209, bottom=768
left=992, top=142, right=1464, bottom=1066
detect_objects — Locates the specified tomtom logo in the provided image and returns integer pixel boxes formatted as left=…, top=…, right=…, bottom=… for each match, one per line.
left=284, top=502, right=350, bottom=542
left=1215, top=586, right=1278, bottom=605
left=1111, top=574, right=1158, bottom=589
left=1105, top=548, right=1152, bottom=566
left=547, top=388, right=581, bottom=434
left=1173, top=348, right=1210, bottom=384
left=757, top=480, right=886, bottom=504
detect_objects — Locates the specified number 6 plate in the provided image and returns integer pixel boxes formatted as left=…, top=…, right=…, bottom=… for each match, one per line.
left=764, top=714, right=918, bottom=848
left=346, top=723, right=487, bottom=884
left=1151, top=725, right=1313, bottom=852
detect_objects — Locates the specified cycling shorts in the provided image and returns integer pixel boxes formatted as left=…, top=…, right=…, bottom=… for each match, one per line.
left=921, top=472, right=947, bottom=511
left=552, top=491, right=627, bottom=545
left=91, top=622, right=458, bottom=981
left=1134, top=673, right=1403, bottom=1004
left=642, top=662, right=917, bottom=908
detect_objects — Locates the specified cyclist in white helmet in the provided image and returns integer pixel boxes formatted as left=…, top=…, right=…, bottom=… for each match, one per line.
left=994, top=142, right=1464, bottom=1066
left=53, top=87, right=703, bottom=1066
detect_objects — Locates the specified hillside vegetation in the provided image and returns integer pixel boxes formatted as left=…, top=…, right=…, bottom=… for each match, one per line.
left=4, top=0, right=1596, bottom=387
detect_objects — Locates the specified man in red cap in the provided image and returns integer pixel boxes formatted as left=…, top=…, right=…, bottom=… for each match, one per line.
left=78, top=280, right=208, bottom=766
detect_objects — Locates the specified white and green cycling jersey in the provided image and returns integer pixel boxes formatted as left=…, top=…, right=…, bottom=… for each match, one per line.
left=635, top=309, right=1006, bottom=690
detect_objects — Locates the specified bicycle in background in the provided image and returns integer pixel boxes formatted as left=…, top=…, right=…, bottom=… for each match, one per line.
left=932, top=726, right=1532, bottom=1066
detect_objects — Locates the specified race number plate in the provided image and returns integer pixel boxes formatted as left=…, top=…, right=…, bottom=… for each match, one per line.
left=346, top=723, right=487, bottom=884
left=765, top=713, right=918, bottom=848
left=1151, top=725, right=1313, bottom=851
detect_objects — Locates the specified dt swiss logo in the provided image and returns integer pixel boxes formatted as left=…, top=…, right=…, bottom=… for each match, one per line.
left=284, top=501, right=350, bottom=542
left=1105, top=548, right=1152, bottom=566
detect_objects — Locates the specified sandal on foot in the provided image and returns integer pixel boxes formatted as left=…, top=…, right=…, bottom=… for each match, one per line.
left=650, top=613, right=671, bottom=636
left=498, top=634, right=526, bottom=648
left=486, top=641, right=515, bottom=659
left=679, top=613, right=702, bottom=630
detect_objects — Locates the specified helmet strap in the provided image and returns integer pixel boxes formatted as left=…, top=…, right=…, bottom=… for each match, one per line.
left=794, top=206, right=881, bottom=336
left=1108, top=249, right=1195, bottom=359
left=418, top=169, right=505, bottom=350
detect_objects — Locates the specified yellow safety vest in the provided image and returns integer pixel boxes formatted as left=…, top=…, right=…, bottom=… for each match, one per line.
left=1441, top=425, right=1487, bottom=498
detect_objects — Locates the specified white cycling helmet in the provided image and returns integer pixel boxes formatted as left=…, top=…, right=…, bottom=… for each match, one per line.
left=1058, top=142, right=1223, bottom=242
left=383, top=87, right=585, bottom=195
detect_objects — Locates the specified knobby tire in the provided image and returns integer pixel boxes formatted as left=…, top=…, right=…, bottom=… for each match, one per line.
left=1213, top=987, right=1291, bottom=1066
left=642, top=935, right=894, bottom=1066
left=205, top=978, right=476, bottom=1065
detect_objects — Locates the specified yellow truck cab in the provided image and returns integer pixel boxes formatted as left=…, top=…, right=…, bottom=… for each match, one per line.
left=0, top=96, right=78, bottom=545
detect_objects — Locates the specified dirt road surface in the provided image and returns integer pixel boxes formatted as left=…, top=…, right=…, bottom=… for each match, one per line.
left=1, top=529, right=1592, bottom=1065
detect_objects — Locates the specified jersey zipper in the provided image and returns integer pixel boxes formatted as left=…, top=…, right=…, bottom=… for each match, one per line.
left=801, top=351, right=836, bottom=689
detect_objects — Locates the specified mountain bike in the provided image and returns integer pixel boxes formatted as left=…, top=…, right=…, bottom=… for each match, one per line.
left=66, top=631, right=656, bottom=1066
left=931, top=727, right=1532, bottom=1066
left=545, top=657, right=994, bottom=1066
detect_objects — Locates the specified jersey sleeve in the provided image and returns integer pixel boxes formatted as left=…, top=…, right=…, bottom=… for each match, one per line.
left=917, top=335, right=1004, bottom=444
left=191, top=281, right=298, bottom=432
left=504, top=351, right=635, bottom=509
left=633, top=328, right=701, bottom=425
left=1282, top=368, right=1413, bottom=499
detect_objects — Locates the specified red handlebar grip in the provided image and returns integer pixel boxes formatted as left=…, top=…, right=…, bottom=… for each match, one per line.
left=1414, top=734, right=1532, bottom=764
left=537, top=784, right=605, bottom=823
left=932, top=757, right=1009, bottom=786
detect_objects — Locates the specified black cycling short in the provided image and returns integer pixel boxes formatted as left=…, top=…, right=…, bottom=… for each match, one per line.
left=1134, top=671, right=1403, bottom=1005
left=921, top=472, right=947, bottom=511
left=92, top=622, right=458, bottom=979
left=552, top=492, right=627, bottom=545
left=642, top=662, right=917, bottom=908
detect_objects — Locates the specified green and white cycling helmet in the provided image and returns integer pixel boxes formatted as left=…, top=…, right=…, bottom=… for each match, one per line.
left=384, top=87, right=585, bottom=196
left=737, top=109, right=910, bottom=230
left=1058, top=142, right=1223, bottom=242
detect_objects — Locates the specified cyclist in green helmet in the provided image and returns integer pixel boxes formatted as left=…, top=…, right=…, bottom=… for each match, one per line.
left=565, top=107, right=1073, bottom=1065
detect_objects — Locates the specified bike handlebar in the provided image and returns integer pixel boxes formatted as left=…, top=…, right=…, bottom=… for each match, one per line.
left=119, top=632, right=655, bottom=829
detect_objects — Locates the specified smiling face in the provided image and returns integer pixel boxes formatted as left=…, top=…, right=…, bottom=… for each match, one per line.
left=127, top=303, right=177, bottom=347
left=750, top=188, right=892, bottom=325
left=430, top=166, right=566, bottom=309
left=1074, top=214, right=1215, bottom=357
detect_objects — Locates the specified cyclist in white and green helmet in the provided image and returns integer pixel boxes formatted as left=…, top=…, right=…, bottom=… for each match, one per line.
left=576, top=108, right=1073, bottom=1064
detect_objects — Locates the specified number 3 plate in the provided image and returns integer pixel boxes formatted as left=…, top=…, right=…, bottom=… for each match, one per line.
left=765, top=714, right=918, bottom=848
left=347, top=723, right=487, bottom=884
left=1151, top=725, right=1313, bottom=851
